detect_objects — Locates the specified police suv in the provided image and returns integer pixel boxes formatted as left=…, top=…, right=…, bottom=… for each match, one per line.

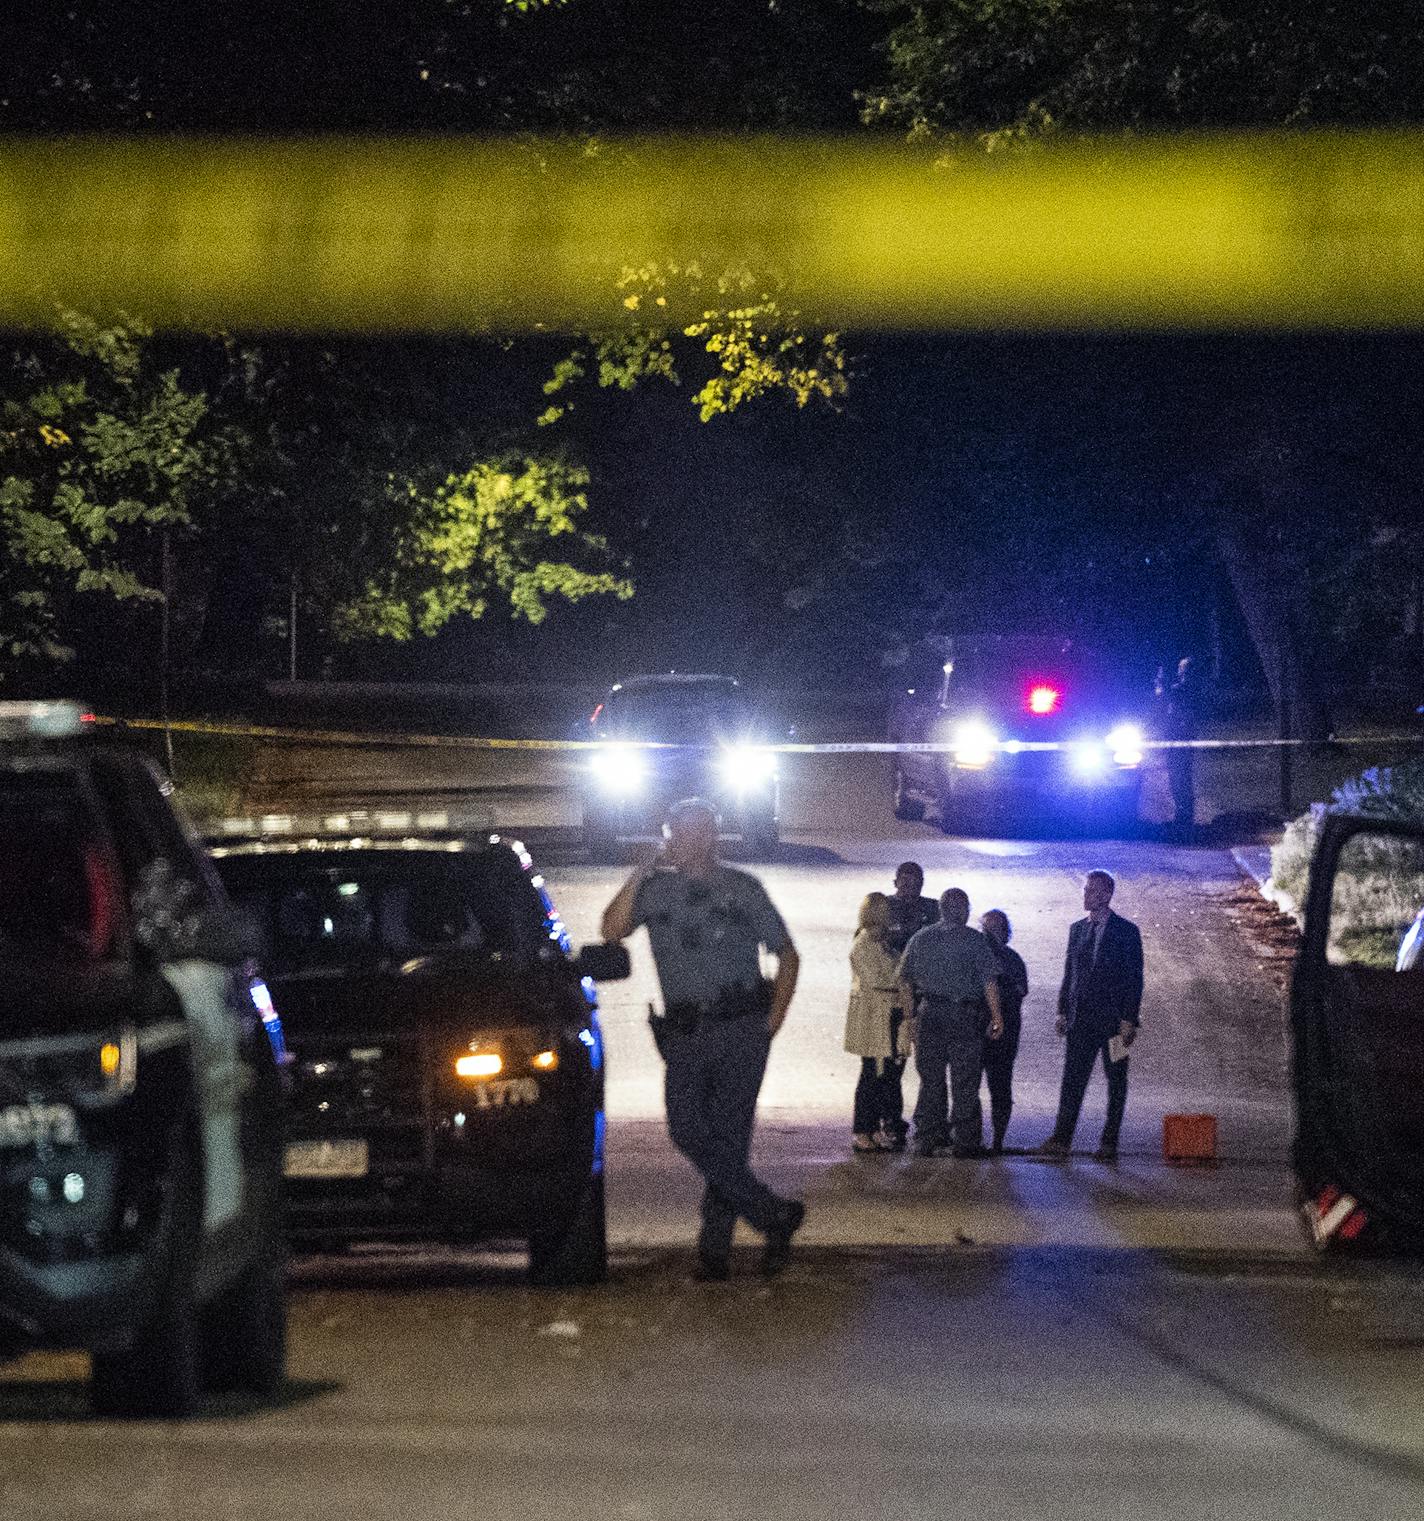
left=0, top=703, right=287, bottom=1417
left=208, top=811, right=628, bottom=1285
left=888, top=635, right=1152, bottom=833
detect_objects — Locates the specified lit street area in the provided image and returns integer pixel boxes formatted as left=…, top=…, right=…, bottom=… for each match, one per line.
left=4, top=748, right=1424, bottom=1519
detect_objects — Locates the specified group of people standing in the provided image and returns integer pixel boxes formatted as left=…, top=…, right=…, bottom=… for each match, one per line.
left=845, top=860, right=1143, bottom=1162
left=601, top=799, right=1145, bottom=1281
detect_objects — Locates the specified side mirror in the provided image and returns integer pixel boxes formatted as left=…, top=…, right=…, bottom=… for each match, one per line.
left=574, top=941, right=631, bottom=982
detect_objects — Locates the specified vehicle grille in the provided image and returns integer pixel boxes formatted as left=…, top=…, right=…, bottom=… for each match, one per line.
left=287, top=1035, right=425, bottom=1129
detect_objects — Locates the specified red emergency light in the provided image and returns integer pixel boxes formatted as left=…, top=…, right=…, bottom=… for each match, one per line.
left=1026, top=684, right=1061, bottom=715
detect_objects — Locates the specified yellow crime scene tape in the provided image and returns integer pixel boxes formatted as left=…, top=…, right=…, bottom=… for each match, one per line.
left=94, top=716, right=1424, bottom=754
left=4, top=132, right=1424, bottom=330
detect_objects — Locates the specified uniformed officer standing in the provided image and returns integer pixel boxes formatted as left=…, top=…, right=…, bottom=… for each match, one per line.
left=602, top=797, right=804, bottom=1280
left=897, top=888, right=1003, bottom=1157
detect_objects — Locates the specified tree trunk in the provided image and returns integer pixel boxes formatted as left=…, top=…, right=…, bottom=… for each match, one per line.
left=1214, top=495, right=1332, bottom=743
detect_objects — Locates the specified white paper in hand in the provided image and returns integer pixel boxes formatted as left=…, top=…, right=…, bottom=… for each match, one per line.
left=1108, top=1034, right=1131, bottom=1064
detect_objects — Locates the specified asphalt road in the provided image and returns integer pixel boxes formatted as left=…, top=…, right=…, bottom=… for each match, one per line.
left=5, top=746, right=1423, bottom=1519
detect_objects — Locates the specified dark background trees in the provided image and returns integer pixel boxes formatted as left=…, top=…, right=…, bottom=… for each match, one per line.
left=2, top=1, right=1421, bottom=720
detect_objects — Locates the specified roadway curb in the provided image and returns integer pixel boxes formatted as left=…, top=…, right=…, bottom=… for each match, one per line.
left=1231, top=843, right=1303, bottom=925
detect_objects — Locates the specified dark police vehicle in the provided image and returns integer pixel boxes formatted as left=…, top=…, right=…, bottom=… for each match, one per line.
left=0, top=702, right=287, bottom=1418
left=888, top=635, right=1152, bottom=832
left=208, top=813, right=628, bottom=1285
left=578, top=674, right=780, bottom=856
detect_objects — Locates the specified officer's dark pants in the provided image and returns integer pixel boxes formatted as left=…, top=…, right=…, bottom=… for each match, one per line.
left=1168, top=746, right=1195, bottom=828
left=981, top=1010, right=1022, bottom=1147
left=662, top=1012, right=791, bottom=1259
left=1051, top=1025, right=1128, bottom=1148
left=912, top=999, right=985, bottom=1150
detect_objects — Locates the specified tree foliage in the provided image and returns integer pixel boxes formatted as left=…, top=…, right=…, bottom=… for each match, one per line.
left=0, top=313, right=216, bottom=661
left=330, top=454, right=632, bottom=641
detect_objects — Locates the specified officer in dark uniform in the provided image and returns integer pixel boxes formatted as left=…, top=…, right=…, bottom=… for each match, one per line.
left=602, top=797, right=804, bottom=1280
left=1162, top=656, right=1204, bottom=835
left=878, top=861, right=939, bottom=1150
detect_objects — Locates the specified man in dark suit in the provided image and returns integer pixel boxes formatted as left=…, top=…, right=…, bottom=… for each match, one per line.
left=1036, top=870, right=1144, bottom=1162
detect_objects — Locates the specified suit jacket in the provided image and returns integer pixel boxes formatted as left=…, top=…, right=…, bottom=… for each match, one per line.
left=1057, top=910, right=1143, bottom=1034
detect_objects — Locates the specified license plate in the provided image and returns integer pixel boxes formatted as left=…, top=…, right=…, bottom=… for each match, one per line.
left=0, top=1102, right=79, bottom=1148
left=284, top=1138, right=369, bottom=1179
left=472, top=1077, right=541, bottom=1110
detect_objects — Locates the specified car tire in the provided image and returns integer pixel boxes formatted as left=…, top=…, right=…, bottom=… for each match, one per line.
left=90, top=1127, right=204, bottom=1419
left=204, top=1239, right=287, bottom=1397
left=893, top=766, right=925, bottom=823
left=528, top=1173, right=607, bottom=1287
left=744, top=815, right=779, bottom=858
left=582, top=812, right=619, bottom=862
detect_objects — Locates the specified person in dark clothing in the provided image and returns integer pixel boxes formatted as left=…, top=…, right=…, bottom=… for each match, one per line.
left=877, top=861, right=939, bottom=1149
left=1037, top=870, right=1144, bottom=1163
left=1162, top=656, right=1205, bottom=834
left=886, top=861, right=939, bottom=955
left=979, top=909, right=1029, bottom=1153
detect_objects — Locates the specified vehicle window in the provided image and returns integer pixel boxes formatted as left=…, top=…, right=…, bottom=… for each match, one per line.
left=602, top=688, right=751, bottom=742
left=1327, top=832, right=1424, bottom=970
left=224, top=850, right=547, bottom=973
left=0, top=770, right=123, bottom=962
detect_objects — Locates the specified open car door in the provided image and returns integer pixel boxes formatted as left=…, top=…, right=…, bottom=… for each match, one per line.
left=1292, top=814, right=1424, bottom=1252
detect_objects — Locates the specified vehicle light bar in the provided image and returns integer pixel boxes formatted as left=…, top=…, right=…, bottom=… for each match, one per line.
left=0, top=700, right=91, bottom=740
left=209, top=807, right=496, bottom=841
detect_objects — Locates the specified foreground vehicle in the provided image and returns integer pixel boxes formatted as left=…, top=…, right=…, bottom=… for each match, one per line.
left=1291, top=813, right=1424, bottom=1253
left=0, top=702, right=287, bottom=1417
left=888, top=635, right=1152, bottom=833
left=208, top=813, right=628, bottom=1284
left=577, top=674, right=781, bottom=856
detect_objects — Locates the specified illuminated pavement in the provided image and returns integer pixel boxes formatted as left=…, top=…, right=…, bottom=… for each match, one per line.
left=6, top=747, right=1424, bottom=1517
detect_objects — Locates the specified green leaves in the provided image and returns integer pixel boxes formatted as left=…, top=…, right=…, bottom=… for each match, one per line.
left=330, top=453, right=632, bottom=641
left=542, top=261, right=849, bottom=424
left=0, top=313, right=215, bottom=664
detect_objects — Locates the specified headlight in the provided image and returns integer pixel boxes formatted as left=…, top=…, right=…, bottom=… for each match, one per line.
left=1105, top=723, right=1145, bottom=767
left=952, top=721, right=997, bottom=769
left=589, top=744, right=647, bottom=794
left=1070, top=740, right=1108, bottom=776
left=455, top=1045, right=503, bottom=1079
left=718, top=745, right=777, bottom=790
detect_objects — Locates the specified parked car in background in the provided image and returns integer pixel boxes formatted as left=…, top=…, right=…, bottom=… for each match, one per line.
left=888, top=635, right=1154, bottom=833
left=577, top=673, right=781, bottom=856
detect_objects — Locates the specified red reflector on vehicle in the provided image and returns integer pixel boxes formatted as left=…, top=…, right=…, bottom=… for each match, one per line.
left=1026, top=685, right=1061, bottom=715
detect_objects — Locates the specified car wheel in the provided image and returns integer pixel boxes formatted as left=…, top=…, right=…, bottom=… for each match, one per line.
left=528, top=1173, right=607, bottom=1287
left=744, top=814, right=779, bottom=858
left=204, top=1240, right=287, bottom=1397
left=893, top=765, right=925, bottom=823
left=91, top=1128, right=204, bottom=1419
left=582, top=810, right=619, bottom=861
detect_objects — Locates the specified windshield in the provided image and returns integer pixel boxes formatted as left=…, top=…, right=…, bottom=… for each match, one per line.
left=215, top=849, right=553, bottom=975
left=600, top=686, right=755, bottom=743
left=946, top=640, right=1133, bottom=711
left=0, top=769, right=123, bottom=963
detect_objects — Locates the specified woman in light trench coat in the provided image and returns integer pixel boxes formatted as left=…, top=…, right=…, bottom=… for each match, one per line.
left=844, top=891, right=914, bottom=1152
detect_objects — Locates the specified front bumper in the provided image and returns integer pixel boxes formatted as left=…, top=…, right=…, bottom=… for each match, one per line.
left=944, top=749, right=1142, bottom=804
left=283, top=1098, right=600, bottom=1242
left=0, top=1138, right=171, bottom=1353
